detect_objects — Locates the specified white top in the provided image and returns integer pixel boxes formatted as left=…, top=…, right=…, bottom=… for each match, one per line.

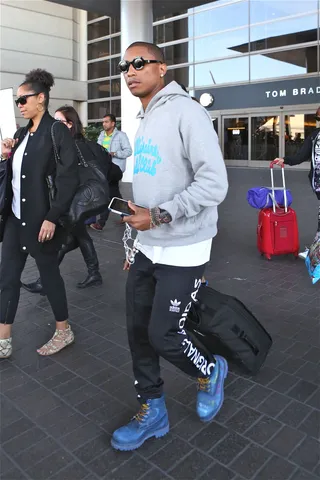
left=135, top=238, right=212, bottom=267
left=12, top=133, right=29, bottom=219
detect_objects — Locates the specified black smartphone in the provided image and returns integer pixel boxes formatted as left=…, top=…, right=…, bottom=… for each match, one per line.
left=108, top=197, right=135, bottom=216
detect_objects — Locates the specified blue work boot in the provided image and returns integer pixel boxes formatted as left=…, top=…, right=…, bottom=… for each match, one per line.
left=196, top=355, right=228, bottom=422
left=111, top=395, right=169, bottom=451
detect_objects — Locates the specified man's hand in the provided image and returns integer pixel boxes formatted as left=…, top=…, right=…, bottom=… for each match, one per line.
left=111, top=152, right=116, bottom=157
left=122, top=201, right=151, bottom=231
left=38, top=220, right=56, bottom=243
left=273, top=158, right=285, bottom=166
left=123, top=259, right=131, bottom=271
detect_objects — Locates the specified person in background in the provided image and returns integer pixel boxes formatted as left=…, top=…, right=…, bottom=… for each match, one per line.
left=110, top=42, right=228, bottom=452
left=22, top=105, right=118, bottom=294
left=274, top=106, right=320, bottom=259
left=91, top=114, right=132, bottom=231
left=0, top=69, right=79, bottom=358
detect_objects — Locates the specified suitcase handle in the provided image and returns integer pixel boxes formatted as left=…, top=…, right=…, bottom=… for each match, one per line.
left=232, top=325, right=260, bottom=356
left=269, top=161, right=288, bottom=214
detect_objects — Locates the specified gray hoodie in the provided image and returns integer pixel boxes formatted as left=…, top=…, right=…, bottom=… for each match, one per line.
left=133, top=81, right=228, bottom=247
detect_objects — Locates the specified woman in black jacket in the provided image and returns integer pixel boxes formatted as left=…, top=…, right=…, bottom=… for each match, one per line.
left=0, top=70, right=79, bottom=358
left=274, top=106, right=320, bottom=258
left=22, top=105, right=122, bottom=294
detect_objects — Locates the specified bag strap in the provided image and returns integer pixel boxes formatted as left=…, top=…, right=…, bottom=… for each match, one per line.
left=74, top=141, right=88, bottom=167
left=51, top=121, right=61, bottom=164
left=51, top=122, right=88, bottom=168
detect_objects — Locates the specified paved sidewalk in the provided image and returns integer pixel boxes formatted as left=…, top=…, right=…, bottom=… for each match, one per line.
left=1, top=168, right=319, bottom=480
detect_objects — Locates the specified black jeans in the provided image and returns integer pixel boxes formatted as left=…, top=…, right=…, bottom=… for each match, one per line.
left=0, top=215, right=68, bottom=324
left=126, top=251, right=215, bottom=401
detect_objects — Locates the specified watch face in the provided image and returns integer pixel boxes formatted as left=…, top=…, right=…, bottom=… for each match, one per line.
left=200, top=93, right=214, bottom=108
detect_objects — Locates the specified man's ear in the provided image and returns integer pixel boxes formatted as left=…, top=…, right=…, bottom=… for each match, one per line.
left=160, top=63, right=167, bottom=77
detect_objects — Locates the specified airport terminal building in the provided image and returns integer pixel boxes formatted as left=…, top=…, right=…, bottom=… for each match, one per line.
left=1, top=0, right=319, bottom=176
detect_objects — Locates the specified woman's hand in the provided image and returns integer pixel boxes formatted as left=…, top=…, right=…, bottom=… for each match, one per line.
left=38, top=220, right=56, bottom=243
left=1, top=138, right=17, bottom=158
left=273, top=158, right=285, bottom=166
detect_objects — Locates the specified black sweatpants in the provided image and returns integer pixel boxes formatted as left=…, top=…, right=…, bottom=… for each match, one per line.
left=0, top=215, right=68, bottom=324
left=126, top=251, right=215, bottom=401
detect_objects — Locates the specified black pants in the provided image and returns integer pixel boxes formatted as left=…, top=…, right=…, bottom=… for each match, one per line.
left=126, top=251, right=215, bottom=401
left=0, top=215, right=68, bottom=324
left=59, top=223, right=99, bottom=274
left=98, top=183, right=122, bottom=228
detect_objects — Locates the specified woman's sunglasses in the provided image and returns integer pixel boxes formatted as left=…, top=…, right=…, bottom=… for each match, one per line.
left=118, top=56, right=163, bottom=73
left=15, top=93, right=39, bottom=107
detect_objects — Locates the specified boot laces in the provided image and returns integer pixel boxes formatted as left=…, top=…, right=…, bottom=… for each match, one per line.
left=197, top=377, right=210, bottom=392
left=134, top=403, right=150, bottom=423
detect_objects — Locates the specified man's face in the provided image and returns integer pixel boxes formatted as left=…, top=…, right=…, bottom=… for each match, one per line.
left=103, top=117, right=115, bottom=132
left=122, top=46, right=167, bottom=98
left=315, top=107, right=320, bottom=121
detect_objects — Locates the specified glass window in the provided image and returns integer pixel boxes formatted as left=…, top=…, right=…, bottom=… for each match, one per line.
left=111, top=56, right=121, bottom=76
left=163, top=42, right=193, bottom=65
left=111, top=35, right=121, bottom=55
left=165, top=66, right=194, bottom=89
left=88, top=13, right=104, bottom=22
left=194, top=1, right=249, bottom=37
left=110, top=99, right=121, bottom=118
left=284, top=113, right=316, bottom=157
left=250, top=46, right=318, bottom=81
left=195, top=56, right=249, bottom=87
left=154, top=10, right=188, bottom=21
left=223, top=117, right=249, bottom=160
left=251, top=116, right=280, bottom=161
left=154, top=17, right=193, bottom=44
left=88, top=40, right=110, bottom=60
left=111, top=78, right=121, bottom=97
left=88, top=18, right=110, bottom=41
left=194, top=0, right=233, bottom=12
left=88, top=101, right=110, bottom=120
left=250, top=0, right=318, bottom=24
left=88, top=81, right=111, bottom=100
left=194, top=28, right=249, bottom=62
left=250, top=15, right=318, bottom=51
left=111, top=17, right=120, bottom=34
left=88, top=60, right=110, bottom=80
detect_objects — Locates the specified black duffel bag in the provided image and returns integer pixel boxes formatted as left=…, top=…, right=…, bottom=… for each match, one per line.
left=186, top=286, right=272, bottom=374
left=48, top=123, right=110, bottom=228
left=0, top=158, right=9, bottom=214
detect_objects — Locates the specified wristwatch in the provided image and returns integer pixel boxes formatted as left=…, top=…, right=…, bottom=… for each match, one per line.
left=159, top=208, right=172, bottom=224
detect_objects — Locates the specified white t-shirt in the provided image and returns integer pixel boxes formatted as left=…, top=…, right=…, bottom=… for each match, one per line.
left=135, top=238, right=212, bottom=267
left=12, top=133, right=29, bottom=219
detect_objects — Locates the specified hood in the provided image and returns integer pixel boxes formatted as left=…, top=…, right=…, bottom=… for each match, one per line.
left=137, top=81, right=191, bottom=119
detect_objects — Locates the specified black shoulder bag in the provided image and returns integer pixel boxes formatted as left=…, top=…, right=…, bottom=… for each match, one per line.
left=47, top=123, right=110, bottom=228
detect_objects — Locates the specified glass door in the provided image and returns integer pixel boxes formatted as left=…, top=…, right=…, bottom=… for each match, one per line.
left=283, top=111, right=316, bottom=158
left=250, top=115, right=280, bottom=163
left=222, top=116, right=249, bottom=166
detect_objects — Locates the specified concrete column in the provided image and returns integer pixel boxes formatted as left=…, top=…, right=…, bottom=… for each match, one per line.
left=78, top=9, right=88, bottom=127
left=121, top=0, right=153, bottom=182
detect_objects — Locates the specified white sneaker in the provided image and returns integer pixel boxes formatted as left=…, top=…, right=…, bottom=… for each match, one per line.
left=0, top=337, right=12, bottom=358
left=298, top=248, right=309, bottom=260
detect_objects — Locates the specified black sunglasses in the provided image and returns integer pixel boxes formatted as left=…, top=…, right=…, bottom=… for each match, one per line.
left=315, top=116, right=320, bottom=121
left=118, top=57, right=163, bottom=73
left=15, top=93, right=39, bottom=107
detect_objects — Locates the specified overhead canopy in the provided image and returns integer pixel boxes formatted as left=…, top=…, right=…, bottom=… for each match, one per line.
left=49, top=0, right=215, bottom=18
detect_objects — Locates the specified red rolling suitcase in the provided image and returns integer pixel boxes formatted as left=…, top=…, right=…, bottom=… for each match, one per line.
left=257, top=162, right=299, bottom=260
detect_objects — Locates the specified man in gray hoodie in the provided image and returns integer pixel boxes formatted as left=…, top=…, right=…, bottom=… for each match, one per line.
left=111, top=42, right=229, bottom=452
